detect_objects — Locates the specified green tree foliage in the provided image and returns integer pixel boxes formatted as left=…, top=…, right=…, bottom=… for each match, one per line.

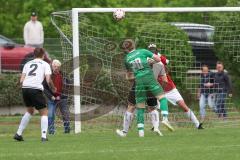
left=0, top=0, right=229, bottom=38
left=210, top=0, right=240, bottom=94
left=135, top=22, right=193, bottom=89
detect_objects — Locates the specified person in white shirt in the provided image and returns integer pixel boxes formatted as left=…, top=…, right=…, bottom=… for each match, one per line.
left=14, top=48, right=54, bottom=142
left=24, top=12, right=44, bottom=48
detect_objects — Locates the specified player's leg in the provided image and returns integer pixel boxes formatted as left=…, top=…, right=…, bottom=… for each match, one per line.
left=155, top=91, right=169, bottom=121
left=34, top=89, right=49, bottom=141
left=123, top=83, right=136, bottom=134
left=177, top=100, right=202, bottom=129
left=39, top=108, right=48, bottom=141
left=147, top=98, right=160, bottom=131
left=136, top=103, right=145, bottom=137
left=146, top=96, right=163, bottom=136
left=116, top=83, right=136, bottom=137
left=48, top=100, right=56, bottom=134
left=158, top=96, right=169, bottom=121
left=135, top=81, right=147, bottom=137
left=150, top=79, right=174, bottom=131
left=168, top=89, right=202, bottom=129
left=124, top=104, right=135, bottom=132
left=116, top=104, right=135, bottom=137
left=156, top=95, right=174, bottom=131
left=14, top=88, right=34, bottom=141
left=14, top=107, right=34, bottom=141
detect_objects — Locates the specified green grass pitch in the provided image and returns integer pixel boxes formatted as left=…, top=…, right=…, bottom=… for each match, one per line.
left=0, top=116, right=240, bottom=160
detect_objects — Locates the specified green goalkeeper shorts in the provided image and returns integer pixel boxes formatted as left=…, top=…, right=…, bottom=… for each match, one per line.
left=135, top=72, right=164, bottom=104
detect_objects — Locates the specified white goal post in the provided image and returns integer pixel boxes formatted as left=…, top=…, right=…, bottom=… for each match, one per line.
left=71, top=7, right=240, bottom=134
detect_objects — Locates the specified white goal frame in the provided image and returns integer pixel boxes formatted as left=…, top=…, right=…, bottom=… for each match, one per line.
left=72, top=7, right=240, bottom=133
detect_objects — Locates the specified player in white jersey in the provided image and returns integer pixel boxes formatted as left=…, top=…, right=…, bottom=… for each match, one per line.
left=14, top=48, right=54, bottom=142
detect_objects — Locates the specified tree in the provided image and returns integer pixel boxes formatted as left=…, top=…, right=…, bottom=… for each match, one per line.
left=210, top=0, right=240, bottom=94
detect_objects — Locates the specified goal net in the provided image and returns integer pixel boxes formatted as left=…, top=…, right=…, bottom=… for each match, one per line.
left=51, top=8, right=240, bottom=133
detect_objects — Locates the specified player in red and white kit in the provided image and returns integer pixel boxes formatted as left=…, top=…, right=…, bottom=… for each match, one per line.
left=148, top=44, right=203, bottom=129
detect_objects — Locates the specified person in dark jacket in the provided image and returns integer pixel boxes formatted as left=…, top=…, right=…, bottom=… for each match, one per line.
left=214, top=61, right=232, bottom=118
left=198, top=65, right=216, bottom=121
left=43, top=59, right=70, bottom=134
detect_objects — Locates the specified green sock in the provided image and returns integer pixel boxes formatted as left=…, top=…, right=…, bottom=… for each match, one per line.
left=137, top=108, right=145, bottom=131
left=160, top=97, right=169, bottom=116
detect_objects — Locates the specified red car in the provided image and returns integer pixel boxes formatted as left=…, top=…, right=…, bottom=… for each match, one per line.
left=0, top=35, right=50, bottom=72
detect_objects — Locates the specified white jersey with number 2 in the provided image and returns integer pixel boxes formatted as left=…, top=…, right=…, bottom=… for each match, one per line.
left=22, top=59, right=52, bottom=90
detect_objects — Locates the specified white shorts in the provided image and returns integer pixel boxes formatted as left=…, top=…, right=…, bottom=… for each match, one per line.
left=165, top=88, right=183, bottom=106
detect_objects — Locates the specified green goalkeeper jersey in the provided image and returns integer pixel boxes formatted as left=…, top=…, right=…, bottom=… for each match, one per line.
left=124, top=49, right=154, bottom=78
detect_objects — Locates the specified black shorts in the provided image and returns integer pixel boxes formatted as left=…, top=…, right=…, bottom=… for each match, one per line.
left=127, top=83, right=158, bottom=107
left=22, top=88, right=47, bottom=110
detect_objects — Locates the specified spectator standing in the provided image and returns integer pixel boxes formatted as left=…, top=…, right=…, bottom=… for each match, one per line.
left=198, top=65, right=216, bottom=122
left=214, top=61, right=232, bottom=118
left=43, top=59, right=70, bottom=134
left=24, top=12, right=44, bottom=48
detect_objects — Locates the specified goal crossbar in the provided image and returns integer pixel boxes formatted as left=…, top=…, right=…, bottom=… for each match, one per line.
left=72, top=7, right=240, bottom=13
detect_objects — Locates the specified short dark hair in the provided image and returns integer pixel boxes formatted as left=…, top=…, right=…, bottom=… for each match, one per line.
left=120, top=39, right=135, bottom=51
left=216, top=61, right=224, bottom=65
left=202, top=64, right=209, bottom=69
left=34, top=48, right=45, bottom=58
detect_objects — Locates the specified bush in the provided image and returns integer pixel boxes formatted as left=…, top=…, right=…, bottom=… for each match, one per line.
left=210, top=4, right=240, bottom=95
left=0, top=74, right=23, bottom=107
left=93, top=69, right=115, bottom=93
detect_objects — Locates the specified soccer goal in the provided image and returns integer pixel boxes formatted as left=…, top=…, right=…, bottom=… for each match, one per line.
left=51, top=7, right=240, bottom=133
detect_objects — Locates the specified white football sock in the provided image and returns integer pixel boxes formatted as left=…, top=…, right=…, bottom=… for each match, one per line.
left=185, top=109, right=200, bottom=128
left=150, top=110, right=159, bottom=130
left=41, top=116, right=48, bottom=138
left=123, top=111, right=133, bottom=133
left=138, top=130, right=144, bottom=137
left=17, top=112, right=32, bottom=135
left=162, top=115, right=168, bottom=121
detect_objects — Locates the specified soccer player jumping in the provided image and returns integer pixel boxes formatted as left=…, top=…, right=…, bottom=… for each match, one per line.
left=116, top=58, right=173, bottom=137
left=148, top=44, right=203, bottom=130
left=116, top=43, right=203, bottom=137
left=120, top=39, right=171, bottom=137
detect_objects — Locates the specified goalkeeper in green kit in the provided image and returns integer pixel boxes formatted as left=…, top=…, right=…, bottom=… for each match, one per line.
left=121, top=39, right=173, bottom=137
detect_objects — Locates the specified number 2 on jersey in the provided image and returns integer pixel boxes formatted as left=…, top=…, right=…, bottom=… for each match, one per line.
left=131, top=58, right=144, bottom=70
left=28, top=64, right=38, bottom=76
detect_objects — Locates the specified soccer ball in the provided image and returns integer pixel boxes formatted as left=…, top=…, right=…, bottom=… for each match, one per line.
left=113, top=9, right=125, bottom=21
